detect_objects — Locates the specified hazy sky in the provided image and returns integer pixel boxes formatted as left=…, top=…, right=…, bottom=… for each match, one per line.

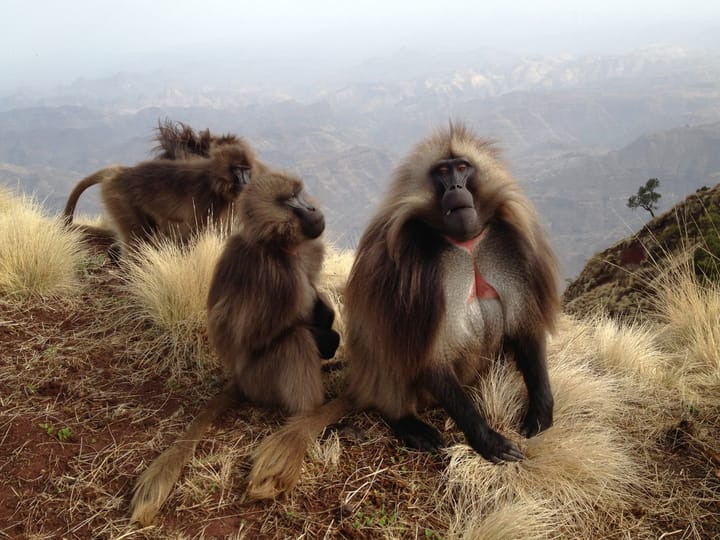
left=2, top=0, right=719, bottom=88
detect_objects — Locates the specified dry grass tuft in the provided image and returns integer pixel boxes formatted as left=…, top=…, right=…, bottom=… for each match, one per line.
left=0, top=190, right=87, bottom=299
left=448, top=496, right=560, bottom=540
left=444, top=335, right=644, bottom=538
left=654, top=267, right=720, bottom=404
left=309, top=430, right=343, bottom=472
left=319, top=243, right=355, bottom=294
left=0, top=185, right=22, bottom=211
left=551, top=316, right=672, bottom=438
left=120, top=228, right=228, bottom=375
left=318, top=244, right=354, bottom=359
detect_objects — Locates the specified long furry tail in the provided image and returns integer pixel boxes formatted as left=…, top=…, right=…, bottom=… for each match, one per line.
left=63, top=166, right=124, bottom=223
left=247, top=396, right=353, bottom=500
left=130, top=385, right=237, bottom=526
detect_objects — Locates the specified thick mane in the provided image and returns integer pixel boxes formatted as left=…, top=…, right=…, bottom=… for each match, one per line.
left=346, top=217, right=446, bottom=370
left=354, top=121, right=559, bottom=356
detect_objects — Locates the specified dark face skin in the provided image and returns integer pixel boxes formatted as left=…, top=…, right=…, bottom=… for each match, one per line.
left=431, top=157, right=480, bottom=241
left=286, top=189, right=325, bottom=239
left=231, top=165, right=251, bottom=194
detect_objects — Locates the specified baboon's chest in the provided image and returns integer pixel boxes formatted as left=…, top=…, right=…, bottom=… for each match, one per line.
left=439, top=234, right=504, bottom=355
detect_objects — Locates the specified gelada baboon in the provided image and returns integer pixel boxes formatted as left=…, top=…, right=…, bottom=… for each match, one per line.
left=63, top=120, right=247, bottom=243
left=63, top=142, right=257, bottom=256
left=129, top=169, right=339, bottom=525
left=247, top=122, right=560, bottom=499
left=152, top=118, right=241, bottom=160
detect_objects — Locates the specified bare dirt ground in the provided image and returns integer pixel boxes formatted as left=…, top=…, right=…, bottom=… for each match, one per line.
left=1, top=242, right=719, bottom=539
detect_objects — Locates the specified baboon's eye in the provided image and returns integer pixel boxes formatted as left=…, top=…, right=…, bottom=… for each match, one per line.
left=279, top=192, right=296, bottom=205
left=457, top=163, right=468, bottom=173
left=438, top=166, right=450, bottom=175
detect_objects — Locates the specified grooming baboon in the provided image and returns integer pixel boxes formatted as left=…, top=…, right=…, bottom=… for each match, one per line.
left=247, top=123, right=560, bottom=499
left=152, top=118, right=241, bottom=160
left=64, top=142, right=257, bottom=257
left=129, top=169, right=339, bottom=525
left=63, top=120, right=248, bottom=247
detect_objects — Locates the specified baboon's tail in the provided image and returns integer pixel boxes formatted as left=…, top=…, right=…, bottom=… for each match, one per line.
left=130, top=385, right=238, bottom=526
left=62, top=166, right=123, bottom=224
left=247, top=396, right=353, bottom=500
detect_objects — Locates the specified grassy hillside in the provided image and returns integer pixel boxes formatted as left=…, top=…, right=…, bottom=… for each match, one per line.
left=0, top=189, right=718, bottom=538
left=564, top=182, right=720, bottom=319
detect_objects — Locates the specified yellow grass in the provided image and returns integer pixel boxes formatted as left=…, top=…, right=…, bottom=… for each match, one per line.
left=319, top=243, right=355, bottom=294
left=448, top=496, right=560, bottom=540
left=318, top=243, right=355, bottom=359
left=444, top=346, right=643, bottom=538
left=654, top=268, right=720, bottom=405
left=0, top=189, right=86, bottom=299
left=0, top=185, right=21, bottom=211
left=121, top=228, right=228, bottom=374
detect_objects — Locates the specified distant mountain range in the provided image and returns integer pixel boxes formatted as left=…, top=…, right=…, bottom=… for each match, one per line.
left=1, top=46, right=720, bottom=278
left=530, top=121, right=720, bottom=276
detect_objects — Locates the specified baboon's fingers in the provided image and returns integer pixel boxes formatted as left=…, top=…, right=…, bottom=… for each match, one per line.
left=499, top=446, right=526, bottom=462
left=520, top=405, right=553, bottom=438
left=484, top=435, right=525, bottom=463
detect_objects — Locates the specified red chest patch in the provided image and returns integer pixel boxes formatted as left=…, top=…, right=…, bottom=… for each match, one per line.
left=445, top=231, right=499, bottom=304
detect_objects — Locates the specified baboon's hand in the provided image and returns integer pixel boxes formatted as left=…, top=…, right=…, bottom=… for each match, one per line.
left=470, top=429, right=525, bottom=463
left=521, top=404, right=553, bottom=438
left=312, top=296, right=335, bottom=330
left=311, top=327, right=340, bottom=359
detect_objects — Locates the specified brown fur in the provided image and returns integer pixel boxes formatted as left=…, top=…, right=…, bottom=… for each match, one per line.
left=130, top=168, right=330, bottom=525
left=248, top=122, right=560, bottom=499
left=152, top=118, right=241, bottom=160
left=62, top=120, right=247, bottom=246
left=62, top=165, right=126, bottom=240
left=64, top=142, right=258, bottom=256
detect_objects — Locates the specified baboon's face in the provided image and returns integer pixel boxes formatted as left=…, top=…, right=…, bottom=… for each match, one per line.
left=429, top=157, right=481, bottom=241
left=283, top=188, right=325, bottom=239
left=213, top=145, right=254, bottom=199
left=243, top=172, right=324, bottom=244
left=229, top=164, right=251, bottom=195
